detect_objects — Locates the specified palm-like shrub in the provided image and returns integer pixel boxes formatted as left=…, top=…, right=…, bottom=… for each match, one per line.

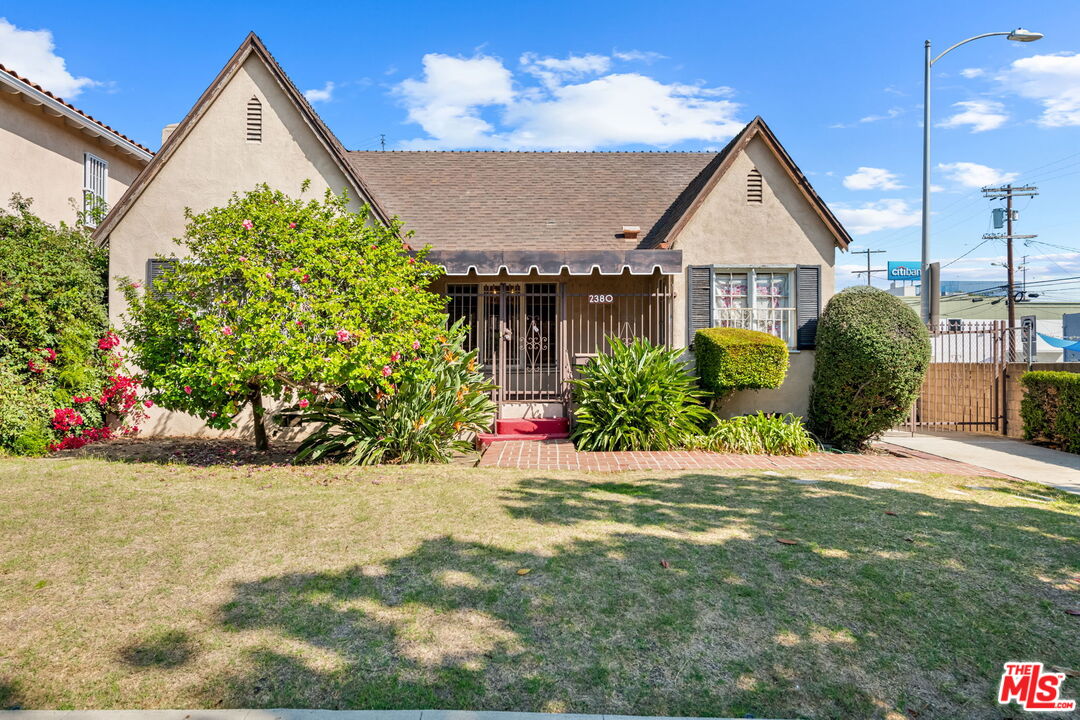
left=281, top=323, right=495, bottom=465
left=570, top=336, right=713, bottom=451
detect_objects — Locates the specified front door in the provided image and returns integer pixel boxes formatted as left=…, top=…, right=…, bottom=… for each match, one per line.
left=447, top=282, right=560, bottom=406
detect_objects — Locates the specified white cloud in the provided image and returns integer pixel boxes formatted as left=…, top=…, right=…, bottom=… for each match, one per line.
left=937, top=100, right=1008, bottom=132
left=304, top=81, right=336, bottom=103
left=998, top=52, right=1080, bottom=127
left=937, top=161, right=1018, bottom=188
left=960, top=68, right=985, bottom=79
left=612, top=50, right=666, bottom=63
left=832, top=199, right=920, bottom=235
left=859, top=107, right=903, bottom=123
left=843, top=167, right=905, bottom=191
left=395, top=52, right=742, bottom=150
left=0, top=17, right=96, bottom=97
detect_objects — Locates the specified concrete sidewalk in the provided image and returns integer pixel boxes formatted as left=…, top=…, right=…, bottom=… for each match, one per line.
left=883, top=431, right=1080, bottom=494
left=0, top=712, right=787, bottom=720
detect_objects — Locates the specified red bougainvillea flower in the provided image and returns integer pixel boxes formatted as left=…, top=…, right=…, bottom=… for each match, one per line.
left=336, top=330, right=352, bottom=343
left=390, top=352, right=402, bottom=363
left=241, top=219, right=254, bottom=230
left=36, top=348, right=57, bottom=362
left=301, top=274, right=310, bottom=283
left=73, top=395, right=93, bottom=404
left=411, top=340, right=421, bottom=350
left=408, top=257, right=416, bottom=265
left=184, top=385, right=193, bottom=395
left=28, top=360, right=43, bottom=373
left=221, top=326, right=233, bottom=336
left=143, top=399, right=154, bottom=408
left=295, top=320, right=304, bottom=327
left=298, top=398, right=310, bottom=409
left=381, top=365, right=392, bottom=378
left=288, top=222, right=297, bottom=229
left=97, top=332, right=120, bottom=350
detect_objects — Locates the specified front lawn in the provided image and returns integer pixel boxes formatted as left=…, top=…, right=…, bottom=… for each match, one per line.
left=0, top=456, right=1077, bottom=719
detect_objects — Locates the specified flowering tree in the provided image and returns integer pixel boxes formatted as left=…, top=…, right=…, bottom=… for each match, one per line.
left=120, top=184, right=448, bottom=451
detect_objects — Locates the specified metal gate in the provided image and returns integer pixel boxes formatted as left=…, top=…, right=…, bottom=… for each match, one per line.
left=908, top=320, right=1030, bottom=434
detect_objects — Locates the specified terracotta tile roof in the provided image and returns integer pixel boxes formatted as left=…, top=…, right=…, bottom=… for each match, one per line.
left=0, top=63, right=153, bottom=156
left=347, top=150, right=716, bottom=251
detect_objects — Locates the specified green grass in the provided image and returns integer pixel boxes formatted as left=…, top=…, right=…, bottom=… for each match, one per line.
left=0, top=454, right=1078, bottom=719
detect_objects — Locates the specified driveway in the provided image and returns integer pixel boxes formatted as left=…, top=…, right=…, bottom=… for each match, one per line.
left=882, top=430, right=1080, bottom=494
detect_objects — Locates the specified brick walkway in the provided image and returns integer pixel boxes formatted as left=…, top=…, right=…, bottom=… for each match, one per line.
left=478, top=438, right=1008, bottom=478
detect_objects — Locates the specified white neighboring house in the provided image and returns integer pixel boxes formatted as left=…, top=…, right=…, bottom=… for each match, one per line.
left=0, top=63, right=152, bottom=227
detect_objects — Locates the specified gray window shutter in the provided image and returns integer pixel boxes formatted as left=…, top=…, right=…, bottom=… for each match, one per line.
left=687, top=265, right=714, bottom=346
left=795, top=265, right=821, bottom=350
left=146, top=258, right=178, bottom=291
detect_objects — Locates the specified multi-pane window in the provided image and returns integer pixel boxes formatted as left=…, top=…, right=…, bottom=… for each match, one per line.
left=83, top=153, right=108, bottom=227
left=713, top=268, right=794, bottom=346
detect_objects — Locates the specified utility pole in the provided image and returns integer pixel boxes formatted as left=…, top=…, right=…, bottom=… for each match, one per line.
left=380, top=134, right=386, bottom=151
left=850, top=248, right=887, bottom=286
left=981, top=184, right=1038, bottom=329
left=982, top=184, right=1037, bottom=361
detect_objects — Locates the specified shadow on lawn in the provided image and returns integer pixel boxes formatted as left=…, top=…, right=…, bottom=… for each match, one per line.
left=189, top=473, right=1079, bottom=719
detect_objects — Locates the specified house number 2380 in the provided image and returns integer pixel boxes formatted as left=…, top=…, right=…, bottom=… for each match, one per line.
left=588, top=294, right=614, bottom=304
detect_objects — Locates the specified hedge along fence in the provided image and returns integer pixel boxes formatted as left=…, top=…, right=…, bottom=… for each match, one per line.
left=1020, top=370, right=1080, bottom=453
left=694, top=327, right=789, bottom=403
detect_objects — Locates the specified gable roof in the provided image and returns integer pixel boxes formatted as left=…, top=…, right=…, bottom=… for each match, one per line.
left=92, top=32, right=391, bottom=242
left=0, top=63, right=153, bottom=161
left=647, top=116, right=852, bottom=249
left=348, top=150, right=715, bottom=252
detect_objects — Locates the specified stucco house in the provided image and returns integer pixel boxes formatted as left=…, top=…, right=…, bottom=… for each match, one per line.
left=96, top=34, right=851, bottom=436
left=0, top=64, right=152, bottom=228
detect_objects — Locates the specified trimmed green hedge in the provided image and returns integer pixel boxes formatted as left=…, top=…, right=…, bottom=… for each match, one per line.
left=1020, top=371, right=1080, bottom=453
left=807, top=287, right=930, bottom=451
left=694, top=327, right=788, bottom=396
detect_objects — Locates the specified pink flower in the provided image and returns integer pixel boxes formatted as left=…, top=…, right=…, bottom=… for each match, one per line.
left=39, top=348, right=57, bottom=362
left=298, top=398, right=310, bottom=409
left=296, top=320, right=304, bottom=327
left=238, top=256, right=248, bottom=262
left=391, top=287, right=401, bottom=294
left=266, top=272, right=273, bottom=279
left=98, top=332, right=120, bottom=350
left=336, top=330, right=352, bottom=343
left=242, top=219, right=254, bottom=230
left=291, top=267, right=300, bottom=273
left=28, top=360, right=43, bottom=373
left=184, top=385, right=192, bottom=395
left=408, top=257, right=416, bottom=265
left=130, top=282, right=141, bottom=289
left=143, top=399, right=154, bottom=408
left=288, top=222, right=297, bottom=229
left=411, top=340, right=421, bottom=350
left=301, top=274, right=310, bottom=283
left=381, top=365, right=392, bottom=378
left=390, top=352, right=401, bottom=362
left=73, top=395, right=92, bottom=404
left=221, top=326, right=233, bottom=335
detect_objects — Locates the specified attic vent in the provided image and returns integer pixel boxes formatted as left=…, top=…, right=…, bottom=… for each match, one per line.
left=747, top=168, right=763, bottom=204
left=246, top=96, right=262, bottom=142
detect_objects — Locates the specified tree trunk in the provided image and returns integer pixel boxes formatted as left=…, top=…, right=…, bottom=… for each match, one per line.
left=250, top=385, right=269, bottom=452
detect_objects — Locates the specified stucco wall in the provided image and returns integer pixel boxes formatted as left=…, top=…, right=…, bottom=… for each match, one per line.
left=0, top=92, right=144, bottom=227
left=670, top=135, right=839, bottom=417
left=105, top=54, right=367, bottom=437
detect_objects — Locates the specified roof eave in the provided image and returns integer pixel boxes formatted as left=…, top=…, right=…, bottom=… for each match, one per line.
left=0, top=70, right=153, bottom=162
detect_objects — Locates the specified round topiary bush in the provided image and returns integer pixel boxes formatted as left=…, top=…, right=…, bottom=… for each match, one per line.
left=807, top=286, right=930, bottom=451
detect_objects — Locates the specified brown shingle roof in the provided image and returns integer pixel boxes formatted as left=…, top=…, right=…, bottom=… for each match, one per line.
left=347, top=150, right=716, bottom=251
left=0, top=63, right=153, bottom=156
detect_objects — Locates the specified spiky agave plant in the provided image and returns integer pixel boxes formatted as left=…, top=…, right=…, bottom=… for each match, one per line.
left=282, top=322, right=495, bottom=465
left=570, top=336, right=713, bottom=451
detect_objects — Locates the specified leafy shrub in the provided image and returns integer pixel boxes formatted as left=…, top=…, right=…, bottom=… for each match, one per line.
left=121, top=184, right=448, bottom=451
left=1020, top=371, right=1080, bottom=453
left=687, top=412, right=817, bottom=455
left=0, top=197, right=145, bottom=454
left=694, top=327, right=788, bottom=399
left=281, top=323, right=495, bottom=465
left=807, top=287, right=930, bottom=451
left=571, top=336, right=713, bottom=451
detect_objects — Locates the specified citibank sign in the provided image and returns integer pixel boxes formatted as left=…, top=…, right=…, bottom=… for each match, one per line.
left=887, top=261, right=922, bottom=281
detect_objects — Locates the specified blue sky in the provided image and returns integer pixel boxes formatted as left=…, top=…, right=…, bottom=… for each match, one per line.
left=3, top=1, right=1080, bottom=295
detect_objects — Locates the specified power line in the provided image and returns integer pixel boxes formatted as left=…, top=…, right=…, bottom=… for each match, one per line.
left=849, top=248, right=887, bottom=285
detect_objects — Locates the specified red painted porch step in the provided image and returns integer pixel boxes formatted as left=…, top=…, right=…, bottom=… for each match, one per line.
left=476, top=417, right=570, bottom=449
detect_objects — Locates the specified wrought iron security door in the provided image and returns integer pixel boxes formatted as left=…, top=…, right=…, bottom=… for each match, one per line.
left=446, top=282, right=560, bottom=405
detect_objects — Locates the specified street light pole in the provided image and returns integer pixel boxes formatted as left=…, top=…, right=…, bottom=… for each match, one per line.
left=919, top=28, right=1043, bottom=323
